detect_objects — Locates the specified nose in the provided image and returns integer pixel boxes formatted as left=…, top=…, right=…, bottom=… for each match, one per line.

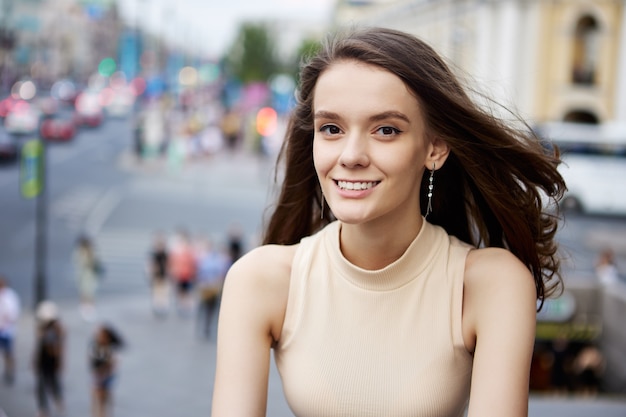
left=338, top=133, right=369, bottom=168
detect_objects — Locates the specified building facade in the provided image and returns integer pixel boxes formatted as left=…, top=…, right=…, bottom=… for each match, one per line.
left=0, top=0, right=122, bottom=91
left=334, top=0, right=626, bottom=126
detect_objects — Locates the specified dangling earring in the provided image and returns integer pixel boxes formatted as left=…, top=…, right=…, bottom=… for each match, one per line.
left=320, top=191, right=325, bottom=220
left=425, top=163, right=435, bottom=218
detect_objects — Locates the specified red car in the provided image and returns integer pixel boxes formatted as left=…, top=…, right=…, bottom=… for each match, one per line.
left=40, top=114, right=76, bottom=141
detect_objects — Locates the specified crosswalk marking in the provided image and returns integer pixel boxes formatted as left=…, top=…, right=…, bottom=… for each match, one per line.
left=93, top=229, right=154, bottom=292
left=51, top=185, right=104, bottom=231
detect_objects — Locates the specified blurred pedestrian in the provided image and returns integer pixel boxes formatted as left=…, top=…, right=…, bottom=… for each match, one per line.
left=132, top=110, right=145, bottom=160
left=0, top=275, right=20, bottom=385
left=73, top=235, right=103, bottom=321
left=147, top=232, right=170, bottom=317
left=195, top=237, right=229, bottom=338
left=595, top=248, right=620, bottom=285
left=227, top=222, right=244, bottom=265
left=168, top=229, right=197, bottom=316
left=89, top=324, right=124, bottom=417
left=220, top=110, right=241, bottom=151
left=33, top=301, right=65, bottom=417
left=573, top=344, right=605, bottom=396
left=550, top=334, right=572, bottom=395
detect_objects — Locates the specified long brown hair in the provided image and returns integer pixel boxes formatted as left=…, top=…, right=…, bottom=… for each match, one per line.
left=263, top=27, right=566, bottom=304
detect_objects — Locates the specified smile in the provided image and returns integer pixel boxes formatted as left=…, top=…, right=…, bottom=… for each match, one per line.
left=336, top=180, right=380, bottom=191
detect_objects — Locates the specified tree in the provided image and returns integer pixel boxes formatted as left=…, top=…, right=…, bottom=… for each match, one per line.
left=222, top=23, right=279, bottom=84
left=290, top=37, right=322, bottom=83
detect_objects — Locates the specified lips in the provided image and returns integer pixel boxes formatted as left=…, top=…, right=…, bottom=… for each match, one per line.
left=335, top=180, right=380, bottom=191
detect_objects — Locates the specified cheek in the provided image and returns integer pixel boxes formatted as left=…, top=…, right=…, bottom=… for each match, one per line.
left=312, top=138, right=330, bottom=177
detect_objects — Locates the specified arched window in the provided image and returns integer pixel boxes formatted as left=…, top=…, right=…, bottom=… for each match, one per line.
left=572, top=15, right=600, bottom=85
left=564, top=110, right=599, bottom=124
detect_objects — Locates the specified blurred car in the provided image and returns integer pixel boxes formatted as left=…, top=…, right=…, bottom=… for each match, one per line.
left=74, top=90, right=104, bottom=128
left=40, top=113, right=76, bottom=142
left=102, top=86, right=135, bottom=118
left=4, top=100, right=41, bottom=135
left=0, top=127, right=19, bottom=163
left=0, top=96, right=19, bottom=118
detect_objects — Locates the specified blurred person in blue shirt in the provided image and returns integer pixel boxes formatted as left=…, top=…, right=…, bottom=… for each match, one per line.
left=0, top=275, right=20, bottom=385
left=195, top=237, right=229, bottom=339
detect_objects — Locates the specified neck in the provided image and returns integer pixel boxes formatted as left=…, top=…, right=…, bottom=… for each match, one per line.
left=339, top=216, right=424, bottom=270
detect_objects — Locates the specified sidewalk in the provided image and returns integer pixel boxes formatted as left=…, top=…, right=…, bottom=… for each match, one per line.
left=1, top=294, right=626, bottom=417
left=0, top=291, right=222, bottom=417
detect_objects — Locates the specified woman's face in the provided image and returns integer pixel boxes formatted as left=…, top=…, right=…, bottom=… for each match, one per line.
left=313, top=60, right=433, bottom=226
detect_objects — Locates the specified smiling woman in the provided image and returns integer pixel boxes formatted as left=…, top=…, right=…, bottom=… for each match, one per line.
left=211, top=27, right=566, bottom=417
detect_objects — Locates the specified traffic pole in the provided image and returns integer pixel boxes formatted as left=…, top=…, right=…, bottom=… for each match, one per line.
left=20, top=138, right=47, bottom=309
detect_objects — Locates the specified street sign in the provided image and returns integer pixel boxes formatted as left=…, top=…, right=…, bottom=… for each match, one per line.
left=20, top=139, right=44, bottom=198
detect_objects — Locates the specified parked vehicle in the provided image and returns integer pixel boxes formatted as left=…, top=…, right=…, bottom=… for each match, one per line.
left=4, top=100, right=41, bottom=135
left=536, top=122, right=626, bottom=216
left=40, top=113, right=76, bottom=142
left=0, top=96, right=20, bottom=119
left=0, top=126, right=19, bottom=163
left=74, top=90, right=103, bottom=127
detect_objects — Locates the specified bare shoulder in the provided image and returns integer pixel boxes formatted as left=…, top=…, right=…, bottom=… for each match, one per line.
left=226, top=244, right=297, bottom=288
left=222, top=244, right=299, bottom=341
left=462, top=248, right=537, bottom=350
left=464, top=247, right=536, bottom=295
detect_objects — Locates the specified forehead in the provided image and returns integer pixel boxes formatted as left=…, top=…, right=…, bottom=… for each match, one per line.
left=313, top=60, right=420, bottom=114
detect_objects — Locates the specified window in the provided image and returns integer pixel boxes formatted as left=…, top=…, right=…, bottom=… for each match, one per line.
left=572, top=15, right=600, bottom=85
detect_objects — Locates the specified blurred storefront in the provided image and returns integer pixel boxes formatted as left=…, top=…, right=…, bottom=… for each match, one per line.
left=526, top=280, right=626, bottom=395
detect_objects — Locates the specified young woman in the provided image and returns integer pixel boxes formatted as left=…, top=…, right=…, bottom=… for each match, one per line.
left=212, top=27, right=565, bottom=417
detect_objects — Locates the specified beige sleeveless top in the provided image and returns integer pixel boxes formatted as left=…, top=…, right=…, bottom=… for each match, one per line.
left=274, top=220, right=474, bottom=417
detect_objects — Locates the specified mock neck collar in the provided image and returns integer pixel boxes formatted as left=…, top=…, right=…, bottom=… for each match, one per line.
left=324, top=219, right=441, bottom=291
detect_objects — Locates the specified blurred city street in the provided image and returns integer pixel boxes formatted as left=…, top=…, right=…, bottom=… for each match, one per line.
left=0, top=128, right=625, bottom=415
left=1, top=0, right=626, bottom=415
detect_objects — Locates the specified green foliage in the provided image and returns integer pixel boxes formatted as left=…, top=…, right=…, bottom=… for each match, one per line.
left=223, top=23, right=279, bottom=84
left=290, top=37, right=322, bottom=83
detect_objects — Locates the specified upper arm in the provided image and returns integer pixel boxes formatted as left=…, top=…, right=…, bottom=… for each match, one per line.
left=463, top=248, right=537, bottom=417
left=211, top=245, right=294, bottom=417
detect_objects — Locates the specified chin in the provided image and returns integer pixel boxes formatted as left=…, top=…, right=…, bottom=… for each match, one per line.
left=331, top=211, right=376, bottom=225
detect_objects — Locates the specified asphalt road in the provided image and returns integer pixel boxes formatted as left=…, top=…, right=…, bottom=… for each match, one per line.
left=0, top=111, right=276, bottom=308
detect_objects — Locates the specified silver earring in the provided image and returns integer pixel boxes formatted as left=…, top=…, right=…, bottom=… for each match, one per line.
left=320, top=192, right=325, bottom=220
left=425, top=163, right=435, bottom=218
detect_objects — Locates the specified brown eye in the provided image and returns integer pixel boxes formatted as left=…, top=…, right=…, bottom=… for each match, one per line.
left=376, top=126, right=401, bottom=136
left=320, top=125, right=341, bottom=135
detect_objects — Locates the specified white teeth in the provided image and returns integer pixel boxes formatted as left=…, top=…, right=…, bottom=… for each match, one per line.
left=337, top=181, right=377, bottom=191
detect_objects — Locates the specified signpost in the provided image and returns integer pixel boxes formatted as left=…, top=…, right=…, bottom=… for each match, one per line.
left=20, top=139, right=47, bottom=308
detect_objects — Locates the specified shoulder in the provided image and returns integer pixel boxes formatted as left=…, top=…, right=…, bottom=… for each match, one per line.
left=226, top=244, right=298, bottom=287
left=462, top=248, right=537, bottom=349
left=222, top=244, right=299, bottom=341
left=464, top=247, right=535, bottom=293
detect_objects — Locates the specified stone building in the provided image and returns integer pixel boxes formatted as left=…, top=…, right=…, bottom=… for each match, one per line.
left=0, top=0, right=122, bottom=90
left=334, top=0, right=626, bottom=125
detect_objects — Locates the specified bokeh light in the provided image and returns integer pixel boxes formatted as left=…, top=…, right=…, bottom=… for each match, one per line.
left=98, top=57, right=117, bottom=77
left=256, top=107, right=277, bottom=137
left=178, top=66, right=198, bottom=87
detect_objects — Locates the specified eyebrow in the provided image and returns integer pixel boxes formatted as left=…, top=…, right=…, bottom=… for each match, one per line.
left=313, top=110, right=410, bottom=124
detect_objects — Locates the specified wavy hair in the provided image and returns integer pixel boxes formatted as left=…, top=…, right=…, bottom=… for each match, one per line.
left=262, top=27, right=566, bottom=305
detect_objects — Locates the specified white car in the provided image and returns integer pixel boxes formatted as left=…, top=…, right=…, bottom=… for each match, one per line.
left=4, top=101, right=41, bottom=135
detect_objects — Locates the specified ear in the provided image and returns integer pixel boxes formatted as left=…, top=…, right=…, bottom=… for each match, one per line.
left=425, top=137, right=450, bottom=170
